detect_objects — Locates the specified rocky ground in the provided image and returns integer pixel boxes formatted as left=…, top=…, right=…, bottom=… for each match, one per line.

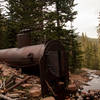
left=0, top=64, right=42, bottom=100
left=95, top=70, right=100, bottom=76
left=66, top=68, right=100, bottom=100
left=0, top=64, right=100, bottom=100
left=66, top=90, right=100, bottom=100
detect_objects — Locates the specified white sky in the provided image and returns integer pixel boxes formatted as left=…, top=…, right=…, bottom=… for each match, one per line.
left=74, top=0, right=100, bottom=38
left=1, top=0, right=100, bottom=38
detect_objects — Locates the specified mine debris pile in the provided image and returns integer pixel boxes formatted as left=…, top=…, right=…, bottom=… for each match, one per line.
left=0, top=64, right=41, bottom=100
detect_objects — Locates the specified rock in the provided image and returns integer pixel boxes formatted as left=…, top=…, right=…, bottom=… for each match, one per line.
left=29, top=87, right=41, bottom=97
left=41, top=96, right=55, bottom=100
left=0, top=90, right=5, bottom=93
left=6, top=93, right=20, bottom=98
left=95, top=70, right=100, bottom=76
left=2, top=69, right=11, bottom=76
left=13, top=89, right=26, bottom=94
left=1, top=64, right=18, bottom=76
left=0, top=64, right=3, bottom=69
left=15, top=78, right=23, bottom=83
left=90, top=90, right=95, bottom=96
left=0, top=79, right=2, bottom=84
left=68, top=84, right=77, bottom=91
left=33, top=84, right=41, bottom=88
left=21, top=83, right=33, bottom=88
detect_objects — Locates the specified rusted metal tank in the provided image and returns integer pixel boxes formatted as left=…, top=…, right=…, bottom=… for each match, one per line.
left=0, top=44, right=44, bottom=67
left=0, top=40, right=69, bottom=100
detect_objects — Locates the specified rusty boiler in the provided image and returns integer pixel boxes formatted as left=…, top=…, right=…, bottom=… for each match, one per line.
left=0, top=33, right=69, bottom=100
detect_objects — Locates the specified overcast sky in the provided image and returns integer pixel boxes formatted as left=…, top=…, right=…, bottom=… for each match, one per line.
left=74, top=0, right=100, bottom=38
left=1, top=0, right=100, bottom=38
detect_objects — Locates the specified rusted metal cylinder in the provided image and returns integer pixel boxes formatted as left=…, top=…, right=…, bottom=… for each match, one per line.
left=0, top=44, right=45, bottom=67
left=0, top=40, right=69, bottom=99
left=0, top=40, right=68, bottom=77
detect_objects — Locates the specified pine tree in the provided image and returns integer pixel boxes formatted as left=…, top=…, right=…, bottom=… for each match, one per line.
left=97, top=12, right=100, bottom=40
left=43, top=0, right=83, bottom=72
left=92, top=43, right=99, bottom=69
left=80, top=32, right=100, bottom=69
left=43, top=0, right=77, bottom=40
left=0, top=9, right=3, bottom=47
left=69, top=33, right=82, bottom=72
left=5, top=0, right=77, bottom=43
left=4, top=0, right=82, bottom=72
left=97, top=12, right=100, bottom=69
left=5, top=0, right=45, bottom=45
left=0, top=9, right=8, bottom=49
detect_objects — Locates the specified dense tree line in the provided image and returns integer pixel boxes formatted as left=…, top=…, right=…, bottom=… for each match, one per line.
left=77, top=12, right=100, bottom=70
left=0, top=0, right=82, bottom=72
left=80, top=33, right=100, bottom=70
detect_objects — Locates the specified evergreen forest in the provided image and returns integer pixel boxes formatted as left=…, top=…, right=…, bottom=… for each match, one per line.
left=79, top=33, right=100, bottom=70
left=0, top=0, right=100, bottom=72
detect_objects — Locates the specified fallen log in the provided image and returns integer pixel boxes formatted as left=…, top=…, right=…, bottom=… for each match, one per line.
left=0, top=94, right=16, bottom=100
left=45, top=80, right=57, bottom=97
left=5, top=81, right=14, bottom=89
left=5, top=76, right=31, bottom=93
left=6, top=75, right=15, bottom=85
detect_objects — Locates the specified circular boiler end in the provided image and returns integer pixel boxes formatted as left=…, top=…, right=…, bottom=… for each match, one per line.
left=40, top=40, right=67, bottom=79
left=40, top=40, right=68, bottom=98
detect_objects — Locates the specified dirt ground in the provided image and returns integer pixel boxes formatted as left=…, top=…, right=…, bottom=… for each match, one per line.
left=0, top=64, right=98, bottom=100
left=68, top=68, right=89, bottom=89
left=0, top=64, right=42, bottom=100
